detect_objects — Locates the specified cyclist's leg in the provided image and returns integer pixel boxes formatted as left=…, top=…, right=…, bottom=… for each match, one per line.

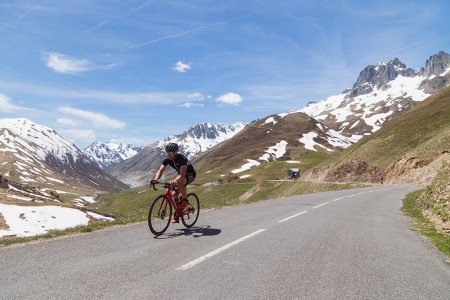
left=176, top=176, right=188, bottom=200
left=171, top=175, right=187, bottom=199
left=172, top=176, right=187, bottom=223
left=178, top=175, right=195, bottom=209
left=181, top=174, right=195, bottom=198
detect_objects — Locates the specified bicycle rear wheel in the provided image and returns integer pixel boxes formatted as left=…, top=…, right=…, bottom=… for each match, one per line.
left=148, top=195, right=172, bottom=236
left=181, top=192, right=200, bottom=228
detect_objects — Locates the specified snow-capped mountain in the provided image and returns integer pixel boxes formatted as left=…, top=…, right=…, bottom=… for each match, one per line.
left=83, top=141, right=144, bottom=170
left=0, top=118, right=127, bottom=193
left=192, top=51, right=450, bottom=177
left=0, top=118, right=81, bottom=162
left=109, top=122, right=247, bottom=186
left=155, top=122, right=247, bottom=157
left=297, top=51, right=450, bottom=144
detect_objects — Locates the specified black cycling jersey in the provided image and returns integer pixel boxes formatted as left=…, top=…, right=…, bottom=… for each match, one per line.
left=162, top=154, right=196, bottom=177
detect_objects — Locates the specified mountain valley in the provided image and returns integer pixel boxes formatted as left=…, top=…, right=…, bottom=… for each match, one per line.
left=1, top=50, right=450, bottom=239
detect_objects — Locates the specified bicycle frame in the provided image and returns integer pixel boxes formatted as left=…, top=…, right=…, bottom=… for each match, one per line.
left=152, top=182, right=181, bottom=217
left=165, top=185, right=180, bottom=215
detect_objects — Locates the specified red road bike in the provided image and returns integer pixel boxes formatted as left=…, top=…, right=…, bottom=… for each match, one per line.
left=148, top=182, right=200, bottom=236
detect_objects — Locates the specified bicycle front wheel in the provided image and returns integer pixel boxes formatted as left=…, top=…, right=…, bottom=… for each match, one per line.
left=148, top=195, right=172, bottom=236
left=181, top=193, right=200, bottom=228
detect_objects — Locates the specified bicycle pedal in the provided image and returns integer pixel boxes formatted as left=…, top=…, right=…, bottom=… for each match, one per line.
left=184, top=208, right=194, bottom=214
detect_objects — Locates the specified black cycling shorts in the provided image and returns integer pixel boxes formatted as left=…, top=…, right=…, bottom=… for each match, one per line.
left=185, top=173, right=196, bottom=185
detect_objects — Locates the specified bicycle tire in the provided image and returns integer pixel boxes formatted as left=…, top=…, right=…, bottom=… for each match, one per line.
left=181, top=192, right=200, bottom=228
left=148, top=194, right=172, bottom=236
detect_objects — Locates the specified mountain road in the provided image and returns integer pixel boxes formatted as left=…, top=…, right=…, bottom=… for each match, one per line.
left=1, top=185, right=449, bottom=299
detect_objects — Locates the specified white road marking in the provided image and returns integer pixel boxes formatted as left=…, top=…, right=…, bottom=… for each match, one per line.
left=177, top=188, right=391, bottom=271
left=278, top=210, right=308, bottom=223
left=176, top=229, right=266, bottom=270
left=313, top=202, right=329, bottom=209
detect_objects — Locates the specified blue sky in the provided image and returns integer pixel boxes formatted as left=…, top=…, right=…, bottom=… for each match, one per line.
left=0, top=0, right=449, bottom=149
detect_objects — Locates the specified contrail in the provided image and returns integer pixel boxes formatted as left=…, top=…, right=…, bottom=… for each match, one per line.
left=84, top=20, right=107, bottom=33
left=128, top=12, right=257, bottom=49
left=127, top=0, right=156, bottom=14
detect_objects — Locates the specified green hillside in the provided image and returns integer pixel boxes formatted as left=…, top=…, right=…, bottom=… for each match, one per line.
left=311, top=85, right=450, bottom=183
left=93, top=112, right=357, bottom=219
left=193, top=112, right=332, bottom=183
left=86, top=87, right=450, bottom=246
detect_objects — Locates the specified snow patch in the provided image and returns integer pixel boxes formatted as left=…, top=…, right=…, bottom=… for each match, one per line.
left=259, top=140, right=288, bottom=162
left=231, top=159, right=261, bottom=174
left=0, top=203, right=114, bottom=237
left=299, top=132, right=319, bottom=151
left=264, top=117, right=277, bottom=125
left=0, top=203, right=89, bottom=237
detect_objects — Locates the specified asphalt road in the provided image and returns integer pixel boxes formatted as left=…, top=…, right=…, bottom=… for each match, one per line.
left=1, top=185, right=449, bottom=299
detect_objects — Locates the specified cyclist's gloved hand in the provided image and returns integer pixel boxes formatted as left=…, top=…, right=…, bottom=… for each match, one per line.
left=170, top=181, right=179, bottom=190
left=150, top=179, right=158, bottom=184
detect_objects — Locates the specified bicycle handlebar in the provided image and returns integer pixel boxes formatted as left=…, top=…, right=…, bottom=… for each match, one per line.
left=149, top=181, right=178, bottom=191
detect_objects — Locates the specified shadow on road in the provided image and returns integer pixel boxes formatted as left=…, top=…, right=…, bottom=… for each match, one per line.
left=154, top=225, right=221, bottom=239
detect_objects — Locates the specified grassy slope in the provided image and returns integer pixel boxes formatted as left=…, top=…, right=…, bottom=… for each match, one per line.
left=94, top=151, right=359, bottom=218
left=193, top=112, right=318, bottom=176
left=403, top=190, right=450, bottom=257
left=417, top=159, right=450, bottom=231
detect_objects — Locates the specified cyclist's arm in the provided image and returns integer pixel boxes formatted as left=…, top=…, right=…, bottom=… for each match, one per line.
left=177, top=165, right=187, bottom=181
left=152, top=164, right=166, bottom=181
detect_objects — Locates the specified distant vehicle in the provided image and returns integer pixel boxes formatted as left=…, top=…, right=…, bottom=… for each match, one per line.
left=287, top=168, right=300, bottom=180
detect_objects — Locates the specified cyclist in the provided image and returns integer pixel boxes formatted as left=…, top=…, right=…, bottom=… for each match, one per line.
left=150, top=143, right=196, bottom=223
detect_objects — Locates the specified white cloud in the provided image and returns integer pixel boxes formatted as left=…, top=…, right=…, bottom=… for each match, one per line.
left=179, top=102, right=205, bottom=108
left=45, top=52, right=91, bottom=74
left=0, top=81, right=187, bottom=105
left=187, top=92, right=205, bottom=100
left=43, top=52, right=118, bottom=75
left=58, top=106, right=125, bottom=129
left=217, top=92, right=243, bottom=105
left=172, top=60, right=192, bottom=73
left=180, top=92, right=209, bottom=107
left=59, top=129, right=96, bottom=144
left=0, top=94, right=21, bottom=113
left=56, top=118, right=79, bottom=126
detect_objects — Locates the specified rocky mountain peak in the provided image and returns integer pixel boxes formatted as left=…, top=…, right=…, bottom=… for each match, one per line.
left=299, top=51, right=450, bottom=146
left=180, top=122, right=247, bottom=140
left=350, top=58, right=418, bottom=97
left=418, top=51, right=450, bottom=94
left=156, top=121, right=247, bottom=157
left=83, top=141, right=144, bottom=170
left=421, top=51, right=450, bottom=77
left=109, top=121, right=247, bottom=186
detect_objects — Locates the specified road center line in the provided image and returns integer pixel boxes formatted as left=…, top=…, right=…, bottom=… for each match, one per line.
left=278, top=210, right=308, bottom=223
left=313, top=202, right=329, bottom=209
left=176, top=229, right=266, bottom=270
left=332, top=197, right=344, bottom=202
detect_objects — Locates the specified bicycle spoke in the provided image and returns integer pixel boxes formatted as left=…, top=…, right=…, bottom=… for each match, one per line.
left=148, top=195, right=171, bottom=236
left=181, top=193, right=200, bottom=228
